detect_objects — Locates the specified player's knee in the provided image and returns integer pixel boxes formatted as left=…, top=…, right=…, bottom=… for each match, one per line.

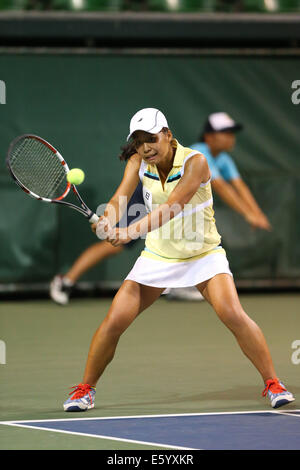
left=104, top=310, right=132, bottom=338
left=217, top=303, right=247, bottom=331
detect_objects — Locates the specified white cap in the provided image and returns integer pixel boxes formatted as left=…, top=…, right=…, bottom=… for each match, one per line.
left=127, top=108, right=169, bottom=141
left=205, top=112, right=243, bottom=133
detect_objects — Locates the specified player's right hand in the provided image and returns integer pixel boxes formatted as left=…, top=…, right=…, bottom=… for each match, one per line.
left=93, top=216, right=113, bottom=239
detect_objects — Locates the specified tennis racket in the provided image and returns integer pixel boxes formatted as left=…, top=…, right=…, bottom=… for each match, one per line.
left=6, top=134, right=99, bottom=224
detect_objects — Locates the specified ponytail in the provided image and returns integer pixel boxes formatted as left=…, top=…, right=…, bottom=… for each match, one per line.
left=119, top=140, right=137, bottom=161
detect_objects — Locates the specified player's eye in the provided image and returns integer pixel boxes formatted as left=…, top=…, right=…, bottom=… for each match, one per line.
left=146, top=136, right=157, bottom=143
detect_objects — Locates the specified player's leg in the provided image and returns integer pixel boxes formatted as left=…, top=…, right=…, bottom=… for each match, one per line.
left=64, top=280, right=164, bottom=411
left=196, top=273, right=276, bottom=381
left=196, top=273, right=294, bottom=407
left=50, top=241, right=123, bottom=305
left=65, top=241, right=123, bottom=284
left=83, top=280, right=164, bottom=386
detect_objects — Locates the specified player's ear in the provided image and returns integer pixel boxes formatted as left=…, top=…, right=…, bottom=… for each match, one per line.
left=166, top=128, right=173, bottom=142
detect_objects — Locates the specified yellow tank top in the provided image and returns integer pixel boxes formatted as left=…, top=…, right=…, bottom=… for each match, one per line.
left=139, top=140, right=222, bottom=262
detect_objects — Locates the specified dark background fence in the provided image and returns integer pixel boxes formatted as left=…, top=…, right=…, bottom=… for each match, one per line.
left=0, top=5, right=300, bottom=292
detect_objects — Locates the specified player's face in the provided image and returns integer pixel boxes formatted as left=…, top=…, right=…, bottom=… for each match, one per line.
left=210, top=132, right=236, bottom=152
left=133, top=130, right=172, bottom=164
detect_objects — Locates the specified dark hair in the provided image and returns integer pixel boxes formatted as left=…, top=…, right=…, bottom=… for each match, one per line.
left=118, top=127, right=171, bottom=161
left=119, top=140, right=137, bottom=161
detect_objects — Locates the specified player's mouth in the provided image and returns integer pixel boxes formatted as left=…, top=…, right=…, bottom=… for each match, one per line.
left=145, top=152, right=158, bottom=162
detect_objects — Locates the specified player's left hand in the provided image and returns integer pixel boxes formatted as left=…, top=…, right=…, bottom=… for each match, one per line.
left=107, top=228, right=132, bottom=247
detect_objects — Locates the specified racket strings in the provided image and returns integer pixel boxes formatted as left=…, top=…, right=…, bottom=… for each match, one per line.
left=9, top=138, right=67, bottom=199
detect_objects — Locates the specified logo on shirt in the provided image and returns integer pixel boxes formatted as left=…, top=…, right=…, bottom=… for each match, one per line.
left=143, top=188, right=152, bottom=213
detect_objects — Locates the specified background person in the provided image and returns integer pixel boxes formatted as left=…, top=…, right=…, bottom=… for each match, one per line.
left=192, top=112, right=271, bottom=231
left=167, top=112, right=272, bottom=301
left=50, top=181, right=146, bottom=305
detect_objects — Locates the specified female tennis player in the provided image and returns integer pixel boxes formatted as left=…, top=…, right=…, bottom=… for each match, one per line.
left=63, top=108, right=294, bottom=411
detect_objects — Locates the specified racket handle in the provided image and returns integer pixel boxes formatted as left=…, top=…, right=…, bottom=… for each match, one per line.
left=89, top=213, right=99, bottom=224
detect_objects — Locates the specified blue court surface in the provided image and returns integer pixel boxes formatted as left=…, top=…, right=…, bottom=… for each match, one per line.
left=2, top=410, right=300, bottom=450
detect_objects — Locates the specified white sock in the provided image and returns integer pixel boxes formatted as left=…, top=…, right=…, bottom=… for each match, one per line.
left=63, top=277, right=74, bottom=287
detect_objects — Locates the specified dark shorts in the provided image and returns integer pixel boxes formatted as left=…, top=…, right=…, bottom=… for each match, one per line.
left=116, top=181, right=146, bottom=249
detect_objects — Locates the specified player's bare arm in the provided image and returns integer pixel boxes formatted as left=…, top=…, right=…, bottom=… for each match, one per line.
left=92, top=154, right=141, bottom=235
left=231, top=177, right=272, bottom=230
left=211, top=177, right=254, bottom=220
left=110, top=154, right=209, bottom=245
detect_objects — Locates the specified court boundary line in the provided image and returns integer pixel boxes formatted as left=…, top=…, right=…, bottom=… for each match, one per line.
left=275, top=411, right=300, bottom=418
left=2, top=407, right=300, bottom=425
left=1, top=409, right=299, bottom=450
left=0, top=421, right=197, bottom=450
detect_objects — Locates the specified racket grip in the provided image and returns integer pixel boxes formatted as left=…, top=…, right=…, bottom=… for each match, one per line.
left=89, top=213, right=99, bottom=224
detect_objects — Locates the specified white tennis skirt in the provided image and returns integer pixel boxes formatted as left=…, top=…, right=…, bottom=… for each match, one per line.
left=125, top=248, right=232, bottom=288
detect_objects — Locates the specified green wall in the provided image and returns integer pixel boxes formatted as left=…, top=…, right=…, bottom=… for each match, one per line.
left=1, top=53, right=299, bottom=285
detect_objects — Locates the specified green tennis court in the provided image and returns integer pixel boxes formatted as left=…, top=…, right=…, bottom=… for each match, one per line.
left=1, top=293, right=299, bottom=450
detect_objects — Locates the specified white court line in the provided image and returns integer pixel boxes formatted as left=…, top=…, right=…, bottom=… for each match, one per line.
left=3, top=408, right=300, bottom=425
left=1, top=409, right=299, bottom=450
left=0, top=421, right=197, bottom=450
left=274, top=410, right=300, bottom=418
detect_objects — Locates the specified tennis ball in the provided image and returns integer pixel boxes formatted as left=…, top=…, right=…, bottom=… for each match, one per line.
left=67, top=168, right=85, bottom=185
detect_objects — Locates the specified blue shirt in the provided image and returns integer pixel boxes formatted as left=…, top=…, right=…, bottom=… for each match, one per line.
left=190, top=142, right=240, bottom=182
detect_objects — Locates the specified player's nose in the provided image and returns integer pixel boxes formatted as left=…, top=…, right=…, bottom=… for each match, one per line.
left=143, top=142, right=152, bottom=153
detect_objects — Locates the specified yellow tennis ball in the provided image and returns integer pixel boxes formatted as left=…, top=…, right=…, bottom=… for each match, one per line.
left=67, top=168, right=85, bottom=185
